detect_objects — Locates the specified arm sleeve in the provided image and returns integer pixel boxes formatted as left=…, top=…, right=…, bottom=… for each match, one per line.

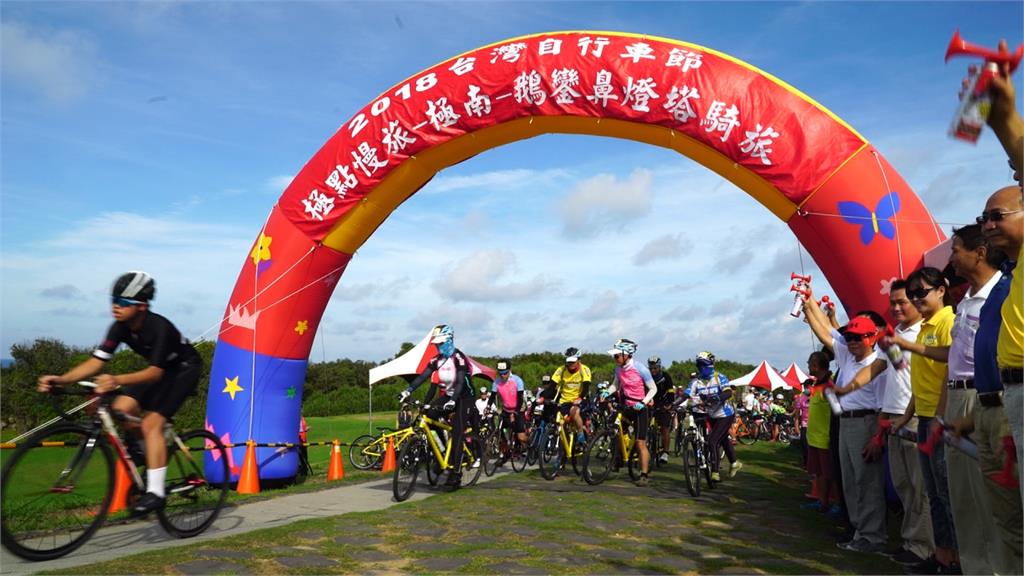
left=423, top=383, right=437, bottom=404
left=408, top=358, right=438, bottom=392
left=581, top=366, right=592, bottom=399
left=92, top=323, right=123, bottom=361
left=640, top=365, right=657, bottom=404
left=516, top=391, right=524, bottom=411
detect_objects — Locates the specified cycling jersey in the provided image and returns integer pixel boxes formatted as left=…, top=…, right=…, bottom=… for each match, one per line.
left=552, top=364, right=592, bottom=404
left=492, top=373, right=524, bottom=413
left=611, top=358, right=656, bottom=404
left=409, top=350, right=472, bottom=399
left=685, top=372, right=733, bottom=418
left=94, top=312, right=199, bottom=368
left=651, top=370, right=675, bottom=407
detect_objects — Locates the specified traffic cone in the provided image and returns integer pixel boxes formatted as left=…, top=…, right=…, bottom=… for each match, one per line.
left=381, top=437, right=397, bottom=474
left=236, top=439, right=260, bottom=494
left=327, top=439, right=345, bottom=481
left=107, top=459, right=132, bottom=514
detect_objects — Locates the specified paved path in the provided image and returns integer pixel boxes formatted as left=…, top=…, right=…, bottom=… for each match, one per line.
left=1, top=474, right=487, bottom=575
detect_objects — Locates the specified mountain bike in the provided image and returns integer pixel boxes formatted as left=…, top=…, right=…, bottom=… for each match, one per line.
left=537, top=408, right=588, bottom=480
left=348, top=425, right=415, bottom=470
left=581, top=401, right=642, bottom=485
left=392, top=400, right=483, bottom=502
left=1, top=382, right=229, bottom=561
left=732, top=410, right=761, bottom=445
left=678, top=401, right=716, bottom=497
left=483, top=410, right=528, bottom=475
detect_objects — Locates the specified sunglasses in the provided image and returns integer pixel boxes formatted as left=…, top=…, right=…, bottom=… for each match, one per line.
left=844, top=333, right=875, bottom=343
left=906, top=286, right=938, bottom=300
left=976, top=209, right=1023, bottom=224
left=112, top=297, right=145, bottom=307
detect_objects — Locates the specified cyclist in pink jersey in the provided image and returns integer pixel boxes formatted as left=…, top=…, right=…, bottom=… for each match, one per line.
left=487, top=359, right=528, bottom=445
left=606, top=338, right=657, bottom=487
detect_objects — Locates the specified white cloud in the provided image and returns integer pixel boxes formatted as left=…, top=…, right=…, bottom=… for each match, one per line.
left=1, top=21, right=98, bottom=104
left=431, top=250, right=559, bottom=302
left=584, top=290, right=620, bottom=317
left=266, top=175, right=294, bottom=193
left=428, top=168, right=569, bottom=193
left=632, top=233, right=691, bottom=266
left=332, top=277, right=411, bottom=302
left=40, top=284, right=84, bottom=300
left=558, top=169, right=652, bottom=238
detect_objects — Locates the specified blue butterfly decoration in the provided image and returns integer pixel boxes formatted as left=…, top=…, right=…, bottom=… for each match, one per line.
left=837, top=191, right=901, bottom=245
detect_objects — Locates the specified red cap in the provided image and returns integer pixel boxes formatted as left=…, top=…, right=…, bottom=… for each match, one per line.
left=845, top=316, right=879, bottom=336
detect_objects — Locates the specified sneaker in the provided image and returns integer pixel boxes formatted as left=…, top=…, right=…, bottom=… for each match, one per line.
left=130, top=492, right=165, bottom=518
left=471, top=459, right=481, bottom=469
left=891, top=549, right=925, bottom=566
left=658, top=452, right=669, bottom=464
left=800, top=500, right=824, bottom=511
left=711, top=472, right=721, bottom=482
left=825, top=504, right=843, bottom=520
left=907, top=555, right=942, bottom=575
left=937, top=562, right=962, bottom=575
left=635, top=475, right=649, bottom=487
left=444, top=473, right=462, bottom=491
left=838, top=538, right=886, bottom=554
left=729, top=460, right=743, bottom=478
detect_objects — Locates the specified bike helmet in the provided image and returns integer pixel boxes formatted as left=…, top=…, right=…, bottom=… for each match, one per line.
left=607, top=338, right=638, bottom=356
left=112, top=271, right=155, bottom=302
left=430, top=324, right=454, bottom=344
left=648, top=355, right=662, bottom=367
left=775, top=394, right=784, bottom=400
left=541, top=374, right=553, bottom=385
left=696, top=351, right=715, bottom=367
left=564, top=347, right=581, bottom=363
left=497, top=359, right=511, bottom=373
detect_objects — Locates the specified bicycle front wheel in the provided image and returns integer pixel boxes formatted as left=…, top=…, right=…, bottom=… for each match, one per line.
left=461, top=436, right=484, bottom=487
left=538, top=426, right=562, bottom=481
left=348, top=434, right=381, bottom=470
left=582, top=430, right=617, bottom=485
left=510, top=437, right=528, bottom=473
left=682, top=435, right=700, bottom=497
left=482, top=430, right=503, bottom=477
left=737, top=420, right=757, bottom=445
left=1, top=423, right=114, bottom=561
left=627, top=441, right=642, bottom=481
left=157, top=429, right=229, bottom=538
left=393, top=437, right=425, bottom=502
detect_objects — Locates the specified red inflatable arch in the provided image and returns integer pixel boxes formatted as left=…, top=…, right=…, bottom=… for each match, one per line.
left=205, top=31, right=944, bottom=481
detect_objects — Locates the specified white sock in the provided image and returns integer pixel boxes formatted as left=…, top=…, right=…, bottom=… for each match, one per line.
left=147, top=467, right=166, bottom=498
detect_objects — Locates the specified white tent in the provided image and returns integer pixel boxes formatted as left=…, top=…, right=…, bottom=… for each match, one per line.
left=780, top=362, right=811, bottom=391
left=730, top=360, right=792, bottom=391
left=369, top=330, right=496, bottom=385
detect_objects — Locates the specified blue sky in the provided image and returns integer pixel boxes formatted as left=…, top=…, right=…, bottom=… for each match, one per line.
left=2, top=1, right=1021, bottom=370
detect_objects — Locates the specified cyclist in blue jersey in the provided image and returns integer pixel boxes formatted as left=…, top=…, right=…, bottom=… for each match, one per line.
left=606, top=338, right=657, bottom=487
left=37, top=272, right=202, bottom=517
left=685, top=351, right=742, bottom=481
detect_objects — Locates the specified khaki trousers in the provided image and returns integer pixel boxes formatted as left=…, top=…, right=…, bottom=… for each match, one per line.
left=974, top=401, right=1024, bottom=576
left=945, top=389, right=996, bottom=575
left=888, top=415, right=933, bottom=560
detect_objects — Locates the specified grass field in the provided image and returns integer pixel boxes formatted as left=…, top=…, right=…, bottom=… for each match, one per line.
left=38, top=439, right=903, bottom=575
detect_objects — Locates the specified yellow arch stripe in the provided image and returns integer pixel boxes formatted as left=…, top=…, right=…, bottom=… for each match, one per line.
left=321, top=116, right=797, bottom=253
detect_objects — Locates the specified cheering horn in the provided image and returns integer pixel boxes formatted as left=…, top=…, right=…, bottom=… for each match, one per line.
left=945, top=29, right=1024, bottom=73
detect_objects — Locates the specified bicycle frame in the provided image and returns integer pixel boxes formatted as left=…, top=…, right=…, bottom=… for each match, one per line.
left=417, top=412, right=475, bottom=472
left=364, top=427, right=414, bottom=459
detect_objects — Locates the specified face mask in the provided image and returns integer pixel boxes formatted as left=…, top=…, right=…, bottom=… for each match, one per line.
left=439, top=340, right=455, bottom=358
left=802, top=389, right=811, bottom=396
left=698, top=365, right=714, bottom=379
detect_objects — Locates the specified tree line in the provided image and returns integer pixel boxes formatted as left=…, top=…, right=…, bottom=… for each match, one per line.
left=1, top=338, right=755, bottom=434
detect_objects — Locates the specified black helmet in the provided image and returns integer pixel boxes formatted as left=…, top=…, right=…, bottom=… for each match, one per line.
left=564, top=347, right=581, bottom=363
left=112, top=271, right=155, bottom=302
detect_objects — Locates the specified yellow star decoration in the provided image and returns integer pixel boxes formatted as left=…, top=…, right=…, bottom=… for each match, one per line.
left=295, top=320, right=309, bottom=335
left=222, top=376, right=244, bottom=401
left=249, top=233, right=272, bottom=266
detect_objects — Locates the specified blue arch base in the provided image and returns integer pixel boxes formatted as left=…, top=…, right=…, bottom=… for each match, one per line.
left=204, top=340, right=308, bottom=483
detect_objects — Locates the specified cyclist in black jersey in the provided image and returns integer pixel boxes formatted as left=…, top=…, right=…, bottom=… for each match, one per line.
left=37, top=272, right=202, bottom=517
left=400, top=324, right=474, bottom=489
left=648, top=356, right=675, bottom=464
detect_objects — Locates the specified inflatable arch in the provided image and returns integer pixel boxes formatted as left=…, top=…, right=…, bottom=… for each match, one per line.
left=205, top=31, right=944, bottom=481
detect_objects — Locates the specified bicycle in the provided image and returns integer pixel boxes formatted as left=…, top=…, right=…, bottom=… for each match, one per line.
left=1, top=382, right=229, bottom=561
left=581, top=401, right=642, bottom=485
left=483, top=410, right=528, bottom=475
left=392, top=401, right=483, bottom=502
left=537, top=408, right=588, bottom=480
left=677, top=400, right=715, bottom=497
left=733, top=410, right=761, bottom=445
left=348, top=425, right=415, bottom=470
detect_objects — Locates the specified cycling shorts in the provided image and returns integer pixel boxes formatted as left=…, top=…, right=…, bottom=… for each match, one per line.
left=501, top=411, right=525, bottom=434
left=558, top=402, right=579, bottom=417
left=122, top=358, right=201, bottom=419
left=654, top=407, right=673, bottom=429
left=624, top=405, right=650, bottom=441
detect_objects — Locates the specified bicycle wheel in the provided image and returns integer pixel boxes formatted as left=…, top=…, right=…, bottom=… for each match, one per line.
left=673, top=426, right=684, bottom=456
left=737, top=419, right=757, bottom=445
left=157, top=429, right=229, bottom=538
left=462, top=436, right=484, bottom=487
left=627, top=441, right=642, bottom=481
left=482, top=429, right=503, bottom=477
left=538, top=426, right=563, bottom=481
left=526, top=423, right=544, bottom=466
left=1, top=423, right=114, bottom=561
left=348, top=434, right=381, bottom=470
left=683, top=436, right=700, bottom=497
left=648, top=426, right=661, bottom=468
left=703, top=441, right=716, bottom=490
left=393, top=436, right=425, bottom=502
left=570, top=433, right=585, bottom=477
left=510, top=436, right=528, bottom=473
left=582, top=430, right=617, bottom=485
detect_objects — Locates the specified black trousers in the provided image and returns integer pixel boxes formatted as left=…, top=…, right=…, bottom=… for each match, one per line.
left=708, top=414, right=736, bottom=473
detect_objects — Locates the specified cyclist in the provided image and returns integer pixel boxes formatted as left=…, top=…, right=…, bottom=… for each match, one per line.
left=551, top=347, right=593, bottom=445
left=36, top=271, right=202, bottom=517
left=488, top=359, right=528, bottom=446
left=648, top=356, right=675, bottom=464
left=685, top=351, right=742, bottom=481
left=606, top=339, right=657, bottom=486
left=770, top=393, right=788, bottom=441
left=400, top=324, right=474, bottom=489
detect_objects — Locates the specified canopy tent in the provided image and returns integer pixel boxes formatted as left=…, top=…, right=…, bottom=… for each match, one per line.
left=780, top=362, right=811, bottom=391
left=730, top=361, right=791, bottom=391
left=368, top=329, right=496, bottom=386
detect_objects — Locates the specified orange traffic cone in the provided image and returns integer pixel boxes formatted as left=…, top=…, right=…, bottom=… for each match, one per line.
left=236, top=439, right=260, bottom=494
left=804, top=478, right=820, bottom=501
left=381, top=437, right=397, bottom=474
left=107, top=459, right=132, bottom=514
left=327, top=439, right=345, bottom=481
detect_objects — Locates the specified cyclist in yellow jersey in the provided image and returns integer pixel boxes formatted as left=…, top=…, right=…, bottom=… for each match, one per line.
left=552, top=347, right=592, bottom=442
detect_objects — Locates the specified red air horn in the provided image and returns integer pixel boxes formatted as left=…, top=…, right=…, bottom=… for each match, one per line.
left=944, top=29, right=1024, bottom=143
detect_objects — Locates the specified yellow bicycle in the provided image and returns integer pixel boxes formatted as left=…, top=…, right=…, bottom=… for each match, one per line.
left=537, top=410, right=587, bottom=480
left=582, top=402, right=642, bottom=485
left=392, top=401, right=483, bottom=501
left=348, top=426, right=414, bottom=470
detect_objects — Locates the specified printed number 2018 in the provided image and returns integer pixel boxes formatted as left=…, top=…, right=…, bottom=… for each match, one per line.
left=348, top=73, right=440, bottom=138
